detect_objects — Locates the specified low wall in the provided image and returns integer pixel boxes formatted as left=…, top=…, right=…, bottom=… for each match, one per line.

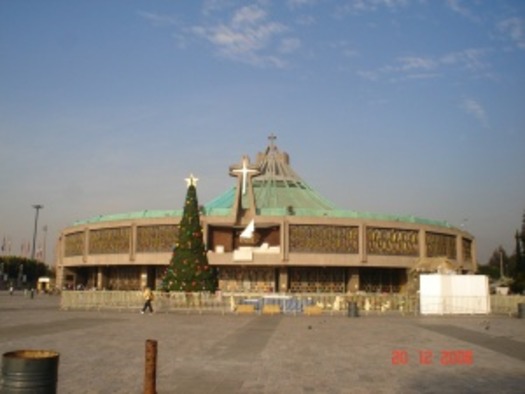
left=60, top=291, right=525, bottom=316
left=490, top=294, right=525, bottom=315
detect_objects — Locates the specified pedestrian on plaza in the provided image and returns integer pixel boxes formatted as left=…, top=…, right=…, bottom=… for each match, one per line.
left=141, top=287, right=154, bottom=314
left=9, top=286, right=14, bottom=296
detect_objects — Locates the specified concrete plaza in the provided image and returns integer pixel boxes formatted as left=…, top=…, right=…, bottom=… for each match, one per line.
left=1, top=292, right=524, bottom=394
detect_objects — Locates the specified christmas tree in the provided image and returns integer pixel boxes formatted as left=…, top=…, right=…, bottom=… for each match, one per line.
left=161, top=174, right=217, bottom=292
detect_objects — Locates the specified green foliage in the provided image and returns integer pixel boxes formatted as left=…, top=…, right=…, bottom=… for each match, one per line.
left=516, top=227, right=525, bottom=275
left=510, top=273, right=525, bottom=294
left=161, top=184, right=217, bottom=292
left=477, top=264, right=500, bottom=280
left=486, top=209, right=525, bottom=294
left=486, top=246, right=510, bottom=275
left=0, top=256, right=51, bottom=288
left=521, top=210, right=525, bottom=245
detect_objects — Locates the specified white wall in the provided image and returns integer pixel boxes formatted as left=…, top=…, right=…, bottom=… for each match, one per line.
left=420, top=274, right=490, bottom=315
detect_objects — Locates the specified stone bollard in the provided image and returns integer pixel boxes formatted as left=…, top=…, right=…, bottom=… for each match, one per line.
left=1, top=350, right=59, bottom=393
left=518, top=303, right=525, bottom=319
left=144, top=340, right=158, bottom=394
left=347, top=301, right=359, bottom=317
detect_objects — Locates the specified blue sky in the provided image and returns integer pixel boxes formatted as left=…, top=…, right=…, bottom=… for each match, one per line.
left=1, top=0, right=524, bottom=265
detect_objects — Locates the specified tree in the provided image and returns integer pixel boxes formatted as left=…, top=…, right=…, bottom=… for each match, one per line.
left=511, top=211, right=525, bottom=293
left=521, top=210, right=525, bottom=245
left=161, top=176, right=217, bottom=292
left=515, top=230, right=523, bottom=275
left=518, top=211, right=525, bottom=274
left=487, top=246, right=509, bottom=277
left=0, top=256, right=51, bottom=289
left=477, top=264, right=500, bottom=280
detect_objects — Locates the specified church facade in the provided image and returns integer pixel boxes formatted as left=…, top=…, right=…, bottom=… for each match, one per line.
left=55, top=136, right=477, bottom=293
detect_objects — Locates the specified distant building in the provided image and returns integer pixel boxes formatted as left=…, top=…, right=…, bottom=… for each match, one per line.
left=55, top=136, right=477, bottom=292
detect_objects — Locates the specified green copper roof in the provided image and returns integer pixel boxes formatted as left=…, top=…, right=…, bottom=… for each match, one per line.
left=72, top=138, right=453, bottom=229
left=204, top=187, right=235, bottom=216
left=249, top=141, right=337, bottom=211
left=74, top=206, right=452, bottom=228
left=74, top=210, right=182, bottom=225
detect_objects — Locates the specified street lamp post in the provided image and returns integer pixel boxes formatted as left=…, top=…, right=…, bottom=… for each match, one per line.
left=499, top=249, right=504, bottom=279
left=42, top=225, right=48, bottom=263
left=31, top=204, right=43, bottom=260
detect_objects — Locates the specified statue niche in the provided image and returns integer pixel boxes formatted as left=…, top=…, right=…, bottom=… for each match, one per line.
left=237, top=219, right=261, bottom=246
left=239, top=232, right=261, bottom=246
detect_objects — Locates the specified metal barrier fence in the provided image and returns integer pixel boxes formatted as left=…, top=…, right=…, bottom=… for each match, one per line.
left=59, top=291, right=525, bottom=316
left=490, top=294, right=525, bottom=315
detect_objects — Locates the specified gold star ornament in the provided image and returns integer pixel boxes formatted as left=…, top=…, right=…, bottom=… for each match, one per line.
left=185, top=173, right=199, bottom=188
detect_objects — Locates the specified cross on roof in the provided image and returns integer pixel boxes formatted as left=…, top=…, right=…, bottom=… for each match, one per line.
left=268, top=133, right=277, bottom=150
left=232, top=156, right=259, bottom=195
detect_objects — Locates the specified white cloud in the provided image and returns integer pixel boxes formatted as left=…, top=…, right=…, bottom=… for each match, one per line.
left=405, top=73, right=440, bottom=80
left=462, top=98, right=489, bottom=128
left=358, top=48, right=491, bottom=82
left=138, top=11, right=180, bottom=27
left=202, top=0, right=235, bottom=16
left=498, top=17, right=525, bottom=50
left=356, top=70, right=379, bottom=80
left=331, top=40, right=359, bottom=58
left=287, top=0, right=318, bottom=9
left=445, top=0, right=479, bottom=21
left=336, top=0, right=409, bottom=14
left=440, top=48, right=490, bottom=71
left=193, top=21, right=286, bottom=55
left=397, top=56, right=436, bottom=71
left=232, top=5, right=266, bottom=27
left=190, top=4, right=290, bottom=68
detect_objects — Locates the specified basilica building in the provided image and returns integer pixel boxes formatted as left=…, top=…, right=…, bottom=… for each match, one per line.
left=55, top=136, right=477, bottom=293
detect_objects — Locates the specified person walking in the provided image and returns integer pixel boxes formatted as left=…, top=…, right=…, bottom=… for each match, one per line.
left=141, top=287, right=154, bottom=314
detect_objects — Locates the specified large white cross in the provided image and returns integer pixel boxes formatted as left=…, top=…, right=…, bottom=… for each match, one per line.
left=232, top=157, right=259, bottom=195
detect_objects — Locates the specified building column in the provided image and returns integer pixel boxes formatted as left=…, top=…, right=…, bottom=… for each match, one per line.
left=359, top=223, right=367, bottom=263
left=471, top=238, right=478, bottom=273
left=456, top=235, right=464, bottom=268
left=130, top=223, right=137, bottom=262
left=282, top=219, right=288, bottom=262
left=56, top=235, right=65, bottom=290
left=278, top=267, right=288, bottom=293
left=419, top=229, right=427, bottom=258
left=97, top=267, right=107, bottom=290
left=83, top=228, right=89, bottom=263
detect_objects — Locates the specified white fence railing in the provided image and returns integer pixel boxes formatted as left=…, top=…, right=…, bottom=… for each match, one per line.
left=419, top=296, right=491, bottom=315
left=59, top=291, right=525, bottom=316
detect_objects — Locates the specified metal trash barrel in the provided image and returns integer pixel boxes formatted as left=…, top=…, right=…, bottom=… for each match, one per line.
left=1, top=350, right=59, bottom=393
left=518, top=303, right=525, bottom=319
left=347, top=301, right=359, bottom=317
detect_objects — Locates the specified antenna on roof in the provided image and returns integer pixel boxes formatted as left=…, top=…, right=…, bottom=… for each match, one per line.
left=268, top=133, right=277, bottom=151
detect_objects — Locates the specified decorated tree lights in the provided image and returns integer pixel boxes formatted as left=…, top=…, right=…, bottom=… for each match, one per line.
left=161, top=174, right=217, bottom=292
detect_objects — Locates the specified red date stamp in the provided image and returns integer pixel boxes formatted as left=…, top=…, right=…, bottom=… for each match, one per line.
left=392, top=349, right=473, bottom=365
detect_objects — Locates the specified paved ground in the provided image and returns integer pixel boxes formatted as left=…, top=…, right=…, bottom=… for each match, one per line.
left=1, top=292, right=524, bottom=394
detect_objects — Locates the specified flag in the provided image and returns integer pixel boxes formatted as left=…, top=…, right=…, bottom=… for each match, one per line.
left=36, top=243, right=43, bottom=260
left=240, top=219, right=255, bottom=239
left=1, top=237, right=5, bottom=252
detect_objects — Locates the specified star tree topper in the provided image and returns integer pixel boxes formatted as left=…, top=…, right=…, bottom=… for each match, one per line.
left=185, top=173, right=199, bottom=188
